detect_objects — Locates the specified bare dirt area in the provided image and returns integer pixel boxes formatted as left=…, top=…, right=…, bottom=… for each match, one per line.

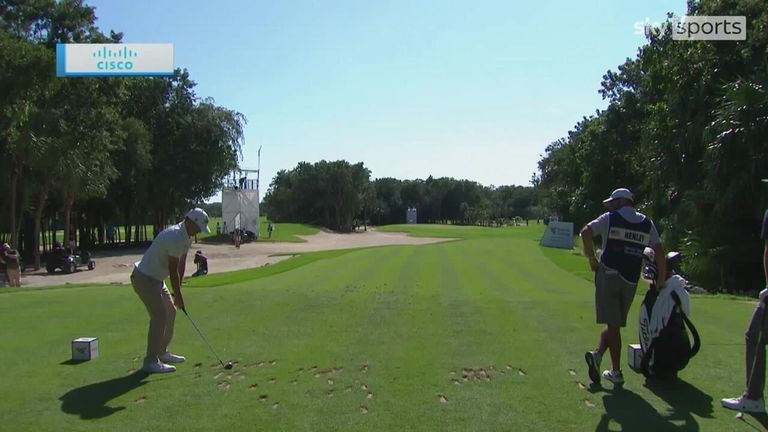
left=18, top=229, right=451, bottom=288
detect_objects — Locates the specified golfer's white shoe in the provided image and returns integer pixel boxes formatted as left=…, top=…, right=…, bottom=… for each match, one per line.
left=142, top=361, right=176, bottom=374
left=160, top=353, right=186, bottom=363
left=721, top=396, right=766, bottom=413
left=602, top=369, right=624, bottom=385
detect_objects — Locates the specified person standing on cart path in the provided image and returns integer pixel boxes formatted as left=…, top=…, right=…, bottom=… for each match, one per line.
left=131, top=208, right=210, bottom=374
left=581, top=188, right=665, bottom=385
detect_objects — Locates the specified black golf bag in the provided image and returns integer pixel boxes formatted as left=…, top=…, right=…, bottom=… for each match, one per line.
left=638, top=282, right=700, bottom=379
left=637, top=249, right=700, bottom=379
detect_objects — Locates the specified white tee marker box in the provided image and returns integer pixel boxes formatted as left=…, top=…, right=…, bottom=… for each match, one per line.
left=72, top=337, right=99, bottom=361
left=627, top=344, right=643, bottom=372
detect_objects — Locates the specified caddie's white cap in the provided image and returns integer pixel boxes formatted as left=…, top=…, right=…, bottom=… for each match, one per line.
left=185, top=208, right=210, bottom=233
left=603, top=188, right=634, bottom=203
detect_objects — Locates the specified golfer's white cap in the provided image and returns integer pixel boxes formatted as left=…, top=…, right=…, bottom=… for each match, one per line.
left=603, top=188, right=634, bottom=203
left=186, top=208, right=210, bottom=233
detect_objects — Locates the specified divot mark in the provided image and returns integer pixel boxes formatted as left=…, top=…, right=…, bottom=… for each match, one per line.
left=271, top=403, right=279, bottom=410
left=345, top=386, right=353, bottom=392
left=327, top=389, right=334, bottom=397
left=290, top=380, right=297, bottom=385
left=451, top=379, right=461, bottom=385
left=259, top=395, right=268, bottom=402
left=577, top=382, right=587, bottom=390
left=249, top=384, right=258, bottom=390
left=270, top=360, right=278, bottom=366
left=568, top=369, right=577, bottom=376
left=327, top=379, right=334, bottom=385
left=517, top=369, right=527, bottom=376
left=361, top=384, right=368, bottom=391
left=584, top=399, right=596, bottom=408
left=438, top=394, right=449, bottom=403
left=360, top=406, right=369, bottom=415
left=506, top=364, right=513, bottom=370
left=134, top=397, right=146, bottom=404
left=194, top=363, right=202, bottom=369
left=218, top=382, right=231, bottom=391
left=269, top=378, right=276, bottom=384
left=359, top=365, right=369, bottom=373
left=213, top=372, right=223, bottom=380
left=366, top=392, right=374, bottom=399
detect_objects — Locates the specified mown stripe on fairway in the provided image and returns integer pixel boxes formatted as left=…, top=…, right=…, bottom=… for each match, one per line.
left=189, top=245, right=419, bottom=431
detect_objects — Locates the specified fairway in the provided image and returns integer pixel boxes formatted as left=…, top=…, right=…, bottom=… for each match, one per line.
left=0, top=225, right=758, bottom=431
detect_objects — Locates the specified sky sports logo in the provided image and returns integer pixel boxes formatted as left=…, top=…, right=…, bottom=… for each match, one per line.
left=635, top=16, right=746, bottom=41
left=56, top=44, right=174, bottom=77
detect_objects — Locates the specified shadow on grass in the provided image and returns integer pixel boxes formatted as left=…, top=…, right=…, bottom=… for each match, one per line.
left=60, top=359, right=88, bottom=365
left=60, top=371, right=149, bottom=419
left=595, top=382, right=704, bottom=432
left=644, top=378, right=713, bottom=420
left=743, top=412, right=768, bottom=431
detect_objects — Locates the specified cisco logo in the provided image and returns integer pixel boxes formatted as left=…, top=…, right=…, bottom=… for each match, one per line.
left=92, top=46, right=137, bottom=71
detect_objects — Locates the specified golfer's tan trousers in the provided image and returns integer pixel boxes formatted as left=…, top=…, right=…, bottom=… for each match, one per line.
left=131, top=268, right=176, bottom=365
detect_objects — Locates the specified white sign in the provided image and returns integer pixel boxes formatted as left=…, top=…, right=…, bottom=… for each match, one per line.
left=540, top=221, right=574, bottom=250
left=57, top=44, right=174, bottom=77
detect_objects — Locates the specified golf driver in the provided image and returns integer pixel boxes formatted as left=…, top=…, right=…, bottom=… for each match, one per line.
left=182, top=308, right=233, bottom=370
left=738, top=299, right=767, bottom=420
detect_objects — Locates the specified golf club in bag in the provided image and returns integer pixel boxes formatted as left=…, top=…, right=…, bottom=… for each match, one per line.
left=182, top=308, right=232, bottom=370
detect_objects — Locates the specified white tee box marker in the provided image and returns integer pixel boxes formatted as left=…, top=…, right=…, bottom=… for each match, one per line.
left=628, top=344, right=643, bottom=372
left=72, top=337, right=99, bottom=361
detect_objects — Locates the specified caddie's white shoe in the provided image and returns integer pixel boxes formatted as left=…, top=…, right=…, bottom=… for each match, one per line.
left=160, top=353, right=186, bottom=364
left=721, top=395, right=766, bottom=413
left=142, top=361, right=176, bottom=374
left=602, top=369, right=624, bottom=385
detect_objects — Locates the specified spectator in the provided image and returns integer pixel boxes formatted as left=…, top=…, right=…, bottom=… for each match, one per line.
left=1, top=243, right=21, bottom=288
left=192, top=250, right=208, bottom=277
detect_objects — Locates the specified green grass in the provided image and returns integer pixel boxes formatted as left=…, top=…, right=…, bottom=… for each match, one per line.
left=0, top=224, right=758, bottom=431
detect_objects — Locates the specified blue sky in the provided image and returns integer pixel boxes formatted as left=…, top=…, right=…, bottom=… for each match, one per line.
left=88, top=0, right=686, bottom=196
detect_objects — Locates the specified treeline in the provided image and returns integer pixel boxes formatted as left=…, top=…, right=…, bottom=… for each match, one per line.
left=262, top=160, right=539, bottom=231
left=535, top=0, right=768, bottom=292
left=0, top=1, right=245, bottom=269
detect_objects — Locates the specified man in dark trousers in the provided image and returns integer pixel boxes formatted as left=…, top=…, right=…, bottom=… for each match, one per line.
left=581, top=188, right=665, bottom=385
left=722, top=180, right=768, bottom=413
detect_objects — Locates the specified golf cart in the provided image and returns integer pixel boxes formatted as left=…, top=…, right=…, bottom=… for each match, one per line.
left=46, top=243, right=95, bottom=274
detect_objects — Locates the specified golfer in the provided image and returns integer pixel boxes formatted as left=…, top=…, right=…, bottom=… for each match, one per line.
left=581, top=188, right=665, bottom=385
left=132, top=208, right=210, bottom=373
left=721, top=183, right=768, bottom=413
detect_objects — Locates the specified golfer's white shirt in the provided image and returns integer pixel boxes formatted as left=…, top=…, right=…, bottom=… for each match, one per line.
left=135, top=222, right=192, bottom=281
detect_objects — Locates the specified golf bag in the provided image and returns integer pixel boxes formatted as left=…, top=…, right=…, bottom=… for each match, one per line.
left=637, top=274, right=700, bottom=379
